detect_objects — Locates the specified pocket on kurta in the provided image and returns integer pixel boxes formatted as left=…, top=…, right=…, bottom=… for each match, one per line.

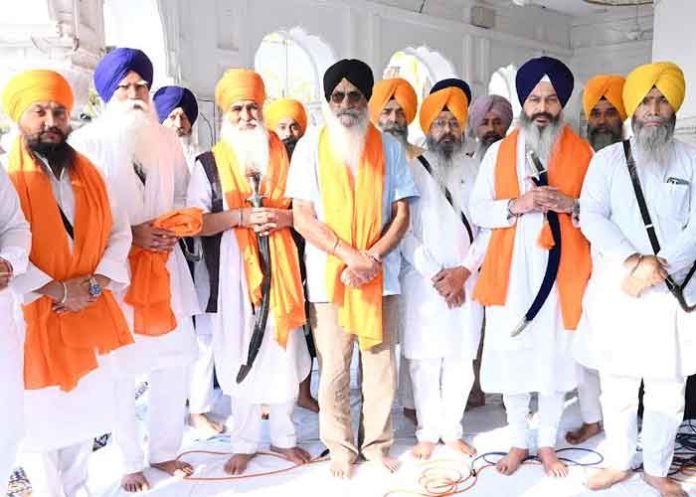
left=657, top=182, right=689, bottom=226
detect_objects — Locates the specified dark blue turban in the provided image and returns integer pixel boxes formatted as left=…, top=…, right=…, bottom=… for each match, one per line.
left=94, top=47, right=153, bottom=102
left=430, top=78, right=472, bottom=107
left=323, top=59, right=374, bottom=101
left=153, top=86, right=198, bottom=125
left=515, top=56, right=574, bottom=108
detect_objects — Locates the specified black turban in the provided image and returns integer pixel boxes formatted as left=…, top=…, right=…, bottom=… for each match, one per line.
left=515, top=56, right=574, bottom=108
left=323, top=59, right=374, bottom=101
left=430, top=78, right=472, bottom=107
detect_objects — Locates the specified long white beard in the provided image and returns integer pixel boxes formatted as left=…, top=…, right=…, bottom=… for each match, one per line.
left=104, top=97, right=162, bottom=166
left=633, top=116, right=676, bottom=167
left=220, top=119, right=270, bottom=176
left=520, top=113, right=564, bottom=165
left=322, top=103, right=369, bottom=175
left=430, top=149, right=466, bottom=191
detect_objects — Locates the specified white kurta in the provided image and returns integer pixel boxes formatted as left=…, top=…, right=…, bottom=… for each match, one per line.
left=70, top=119, right=199, bottom=374
left=187, top=157, right=310, bottom=405
left=469, top=135, right=577, bottom=395
left=3, top=156, right=133, bottom=452
left=577, top=139, right=696, bottom=379
left=399, top=151, right=484, bottom=360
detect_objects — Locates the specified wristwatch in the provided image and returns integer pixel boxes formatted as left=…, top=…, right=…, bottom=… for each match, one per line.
left=88, top=276, right=103, bottom=298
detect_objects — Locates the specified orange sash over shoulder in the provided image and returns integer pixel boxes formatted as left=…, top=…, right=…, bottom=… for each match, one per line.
left=125, top=207, right=202, bottom=336
left=8, top=138, right=133, bottom=392
left=212, top=132, right=305, bottom=347
left=318, top=124, right=385, bottom=350
left=472, top=126, right=593, bottom=330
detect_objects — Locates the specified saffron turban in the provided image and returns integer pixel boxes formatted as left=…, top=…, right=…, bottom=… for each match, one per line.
left=215, top=68, right=265, bottom=112
left=153, top=86, right=199, bottom=125
left=583, top=75, right=626, bottom=121
left=265, top=99, right=308, bottom=135
left=623, top=61, right=685, bottom=117
left=323, top=59, right=374, bottom=101
left=2, top=69, right=74, bottom=122
left=419, top=78, right=470, bottom=133
left=94, top=48, right=153, bottom=103
left=516, top=56, right=574, bottom=108
left=368, top=78, right=418, bottom=125
left=468, top=95, right=513, bottom=131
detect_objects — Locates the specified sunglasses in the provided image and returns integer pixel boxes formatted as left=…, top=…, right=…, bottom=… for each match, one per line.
left=330, top=91, right=364, bottom=104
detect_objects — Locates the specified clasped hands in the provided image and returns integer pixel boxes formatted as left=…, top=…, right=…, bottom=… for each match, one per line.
left=432, top=266, right=471, bottom=309
left=509, top=185, right=576, bottom=215
left=621, top=254, right=668, bottom=298
left=340, top=249, right=381, bottom=288
left=237, top=207, right=293, bottom=236
left=0, top=258, right=13, bottom=291
left=43, top=275, right=109, bottom=314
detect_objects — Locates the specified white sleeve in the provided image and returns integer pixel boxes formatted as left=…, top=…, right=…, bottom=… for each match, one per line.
left=95, top=183, right=132, bottom=291
left=461, top=229, right=490, bottom=273
left=0, top=167, right=30, bottom=275
left=187, top=159, right=213, bottom=213
left=286, top=134, right=318, bottom=203
left=659, top=156, right=696, bottom=272
left=469, top=144, right=517, bottom=229
left=399, top=230, right=441, bottom=280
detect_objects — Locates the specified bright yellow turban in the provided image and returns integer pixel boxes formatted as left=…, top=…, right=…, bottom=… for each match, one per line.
left=369, top=78, right=418, bottom=125
left=419, top=87, right=469, bottom=133
left=623, top=61, right=685, bottom=117
left=264, top=99, right=308, bottom=135
left=2, top=69, right=74, bottom=123
left=214, top=68, right=265, bottom=111
left=583, top=75, right=627, bottom=121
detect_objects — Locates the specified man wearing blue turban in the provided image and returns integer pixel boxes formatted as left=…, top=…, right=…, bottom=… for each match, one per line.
left=154, top=85, right=201, bottom=171
left=71, top=47, right=199, bottom=492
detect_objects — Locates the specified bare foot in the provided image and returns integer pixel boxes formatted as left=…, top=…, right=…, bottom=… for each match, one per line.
left=496, top=447, right=529, bottom=476
left=586, top=468, right=632, bottom=490
left=369, top=456, right=400, bottom=473
left=445, top=439, right=477, bottom=457
left=298, top=376, right=320, bottom=413
left=224, top=453, right=255, bottom=475
left=189, top=412, right=225, bottom=436
left=537, top=447, right=568, bottom=478
left=270, top=445, right=312, bottom=465
left=403, top=408, right=417, bottom=425
left=565, top=422, right=602, bottom=445
left=151, top=459, right=193, bottom=477
left=643, top=473, right=688, bottom=497
left=411, top=441, right=436, bottom=460
left=121, top=472, right=149, bottom=492
left=329, top=459, right=353, bottom=479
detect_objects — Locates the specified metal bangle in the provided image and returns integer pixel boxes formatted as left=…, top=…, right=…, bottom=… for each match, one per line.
left=630, top=255, right=644, bottom=275
left=331, top=235, right=340, bottom=255
left=59, top=282, right=68, bottom=305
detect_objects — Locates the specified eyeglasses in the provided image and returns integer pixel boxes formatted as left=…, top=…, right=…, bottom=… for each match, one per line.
left=431, top=119, right=461, bottom=130
left=330, top=91, right=364, bottom=104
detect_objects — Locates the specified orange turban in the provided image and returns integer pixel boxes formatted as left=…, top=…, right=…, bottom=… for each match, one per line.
left=264, top=99, right=308, bottom=135
left=419, top=87, right=469, bottom=133
left=2, top=69, right=74, bottom=123
left=368, top=78, right=418, bottom=125
left=623, top=61, right=685, bottom=118
left=583, top=75, right=626, bottom=121
left=215, top=68, right=265, bottom=112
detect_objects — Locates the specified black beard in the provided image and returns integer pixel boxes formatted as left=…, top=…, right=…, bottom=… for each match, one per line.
left=587, top=123, right=622, bottom=152
left=27, top=133, right=75, bottom=173
left=480, top=131, right=503, bottom=146
left=282, top=137, right=299, bottom=158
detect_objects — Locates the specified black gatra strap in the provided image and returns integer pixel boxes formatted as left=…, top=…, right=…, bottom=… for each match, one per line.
left=416, top=155, right=474, bottom=243
left=58, top=206, right=74, bottom=240
left=133, top=160, right=146, bottom=186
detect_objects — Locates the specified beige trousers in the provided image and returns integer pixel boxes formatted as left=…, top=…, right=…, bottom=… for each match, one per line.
left=311, top=296, right=397, bottom=463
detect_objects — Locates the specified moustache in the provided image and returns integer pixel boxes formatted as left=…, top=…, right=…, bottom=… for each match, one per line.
left=438, top=133, right=458, bottom=144
left=337, top=109, right=361, bottom=118
left=531, top=112, right=555, bottom=122
left=40, top=126, right=66, bottom=139
left=482, top=131, right=502, bottom=143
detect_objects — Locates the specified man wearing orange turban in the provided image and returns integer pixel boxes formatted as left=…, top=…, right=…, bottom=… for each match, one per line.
left=583, top=75, right=626, bottom=152
left=1, top=69, right=133, bottom=496
left=579, top=61, right=694, bottom=497
left=369, top=78, right=424, bottom=160
left=400, top=77, right=484, bottom=461
left=71, top=48, right=200, bottom=492
left=265, top=98, right=308, bottom=157
left=188, top=68, right=312, bottom=475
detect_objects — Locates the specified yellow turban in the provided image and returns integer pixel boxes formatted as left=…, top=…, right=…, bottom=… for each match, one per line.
left=368, top=78, right=418, bottom=125
left=583, top=75, right=627, bottom=121
left=623, top=61, right=685, bottom=117
left=419, top=87, right=469, bottom=133
left=2, top=69, right=74, bottom=123
left=264, top=99, right=308, bottom=135
left=214, top=68, right=265, bottom=111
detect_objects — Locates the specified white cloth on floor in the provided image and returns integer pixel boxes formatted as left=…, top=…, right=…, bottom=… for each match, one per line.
left=229, top=400, right=297, bottom=454
left=469, top=135, right=577, bottom=395
left=576, top=365, right=602, bottom=424
left=409, top=356, right=474, bottom=442
left=189, top=317, right=215, bottom=414
left=19, top=440, right=92, bottom=497
left=600, top=372, right=685, bottom=476
left=503, top=391, right=565, bottom=449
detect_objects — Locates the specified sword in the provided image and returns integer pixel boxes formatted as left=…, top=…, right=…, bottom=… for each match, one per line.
left=236, top=169, right=274, bottom=383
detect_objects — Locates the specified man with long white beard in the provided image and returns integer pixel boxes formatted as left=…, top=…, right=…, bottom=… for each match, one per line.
left=3, top=69, right=133, bottom=496
left=289, top=59, right=417, bottom=479
left=579, top=62, right=696, bottom=497
left=470, top=56, right=593, bottom=478
left=70, top=48, right=200, bottom=492
left=468, top=94, right=513, bottom=162
left=400, top=78, right=483, bottom=459
left=187, top=68, right=311, bottom=475
left=154, top=85, right=201, bottom=170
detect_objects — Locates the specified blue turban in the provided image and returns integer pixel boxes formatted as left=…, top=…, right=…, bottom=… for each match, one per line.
left=94, top=47, right=153, bottom=102
left=153, top=86, right=198, bottom=125
left=515, top=56, right=574, bottom=108
left=430, top=78, right=472, bottom=107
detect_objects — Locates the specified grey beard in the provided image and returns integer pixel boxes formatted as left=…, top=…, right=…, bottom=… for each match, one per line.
left=519, top=112, right=564, bottom=164
left=426, top=134, right=464, bottom=161
left=380, top=123, right=409, bottom=148
left=632, top=115, right=676, bottom=166
left=587, top=124, right=623, bottom=152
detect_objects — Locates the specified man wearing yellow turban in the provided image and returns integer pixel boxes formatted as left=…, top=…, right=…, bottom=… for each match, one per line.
left=188, top=68, right=312, bottom=475
left=1, top=69, right=133, bottom=496
left=369, top=78, right=424, bottom=160
left=583, top=75, right=626, bottom=152
left=580, top=61, right=693, bottom=497
left=399, top=77, right=483, bottom=460
left=265, top=98, right=308, bottom=158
